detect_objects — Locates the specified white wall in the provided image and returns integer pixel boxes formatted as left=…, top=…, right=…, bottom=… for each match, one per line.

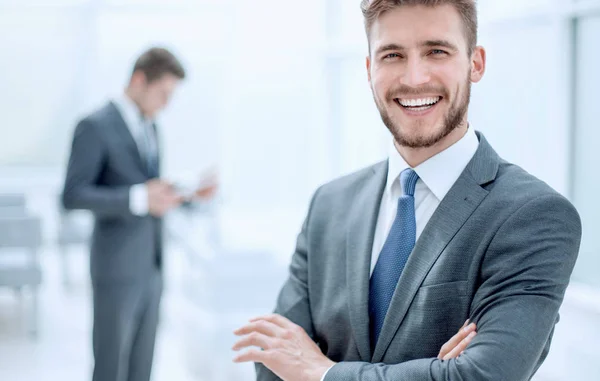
left=0, top=0, right=333, bottom=260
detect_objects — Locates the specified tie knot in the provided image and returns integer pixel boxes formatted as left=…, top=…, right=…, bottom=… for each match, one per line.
left=400, top=168, right=419, bottom=197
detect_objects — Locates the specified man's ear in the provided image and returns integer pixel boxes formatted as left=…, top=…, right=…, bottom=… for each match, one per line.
left=470, top=46, right=486, bottom=83
left=366, top=55, right=372, bottom=84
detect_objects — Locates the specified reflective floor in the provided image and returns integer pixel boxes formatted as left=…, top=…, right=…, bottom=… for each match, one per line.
left=0, top=245, right=207, bottom=381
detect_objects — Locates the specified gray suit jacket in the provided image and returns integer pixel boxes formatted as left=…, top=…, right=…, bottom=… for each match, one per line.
left=257, top=132, right=581, bottom=381
left=62, top=102, right=163, bottom=283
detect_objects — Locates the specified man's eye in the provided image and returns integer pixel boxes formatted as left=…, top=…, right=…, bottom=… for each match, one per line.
left=430, top=49, right=447, bottom=55
left=384, top=53, right=400, bottom=60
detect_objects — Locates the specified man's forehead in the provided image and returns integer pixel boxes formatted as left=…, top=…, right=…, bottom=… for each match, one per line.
left=369, top=6, right=466, bottom=49
left=150, top=74, right=179, bottom=87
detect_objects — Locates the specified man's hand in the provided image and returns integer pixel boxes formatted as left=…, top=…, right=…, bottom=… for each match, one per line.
left=438, top=320, right=477, bottom=360
left=232, top=314, right=335, bottom=381
left=192, top=170, right=218, bottom=201
left=147, top=179, right=183, bottom=217
left=194, top=182, right=218, bottom=200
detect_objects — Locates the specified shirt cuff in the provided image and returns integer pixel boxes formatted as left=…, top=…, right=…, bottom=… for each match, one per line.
left=320, top=364, right=335, bottom=381
left=130, top=183, right=149, bottom=216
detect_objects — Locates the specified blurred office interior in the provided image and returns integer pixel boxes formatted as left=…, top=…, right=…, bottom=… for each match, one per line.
left=0, top=0, right=599, bottom=380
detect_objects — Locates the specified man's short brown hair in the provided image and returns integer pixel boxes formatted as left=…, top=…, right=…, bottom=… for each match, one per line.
left=132, top=47, right=186, bottom=83
left=360, top=0, right=478, bottom=55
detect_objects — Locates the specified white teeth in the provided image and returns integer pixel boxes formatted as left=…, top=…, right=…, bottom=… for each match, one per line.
left=399, top=97, right=440, bottom=107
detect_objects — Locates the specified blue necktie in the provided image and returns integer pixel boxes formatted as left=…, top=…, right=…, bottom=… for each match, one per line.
left=369, top=168, right=419, bottom=350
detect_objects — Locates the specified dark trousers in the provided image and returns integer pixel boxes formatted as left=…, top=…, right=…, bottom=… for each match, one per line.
left=92, top=270, right=163, bottom=381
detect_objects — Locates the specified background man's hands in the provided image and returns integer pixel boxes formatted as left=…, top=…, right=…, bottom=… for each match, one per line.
left=147, top=179, right=183, bottom=217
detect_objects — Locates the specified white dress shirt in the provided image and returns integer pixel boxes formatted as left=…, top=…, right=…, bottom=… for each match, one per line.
left=370, top=127, right=479, bottom=274
left=112, top=93, right=157, bottom=216
left=321, top=127, right=479, bottom=381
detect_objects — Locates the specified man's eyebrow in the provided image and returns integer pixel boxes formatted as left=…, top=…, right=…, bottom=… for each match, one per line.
left=375, top=43, right=405, bottom=55
left=374, top=40, right=458, bottom=55
left=421, top=40, right=458, bottom=50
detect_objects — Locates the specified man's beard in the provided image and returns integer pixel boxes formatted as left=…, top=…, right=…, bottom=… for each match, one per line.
left=374, top=76, right=471, bottom=149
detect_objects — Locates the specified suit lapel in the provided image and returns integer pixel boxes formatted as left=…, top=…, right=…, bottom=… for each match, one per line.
left=107, top=102, right=146, bottom=173
left=346, top=161, right=387, bottom=361
left=371, top=132, right=500, bottom=362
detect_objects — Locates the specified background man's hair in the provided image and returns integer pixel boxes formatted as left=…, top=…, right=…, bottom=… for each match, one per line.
left=132, top=47, right=186, bottom=83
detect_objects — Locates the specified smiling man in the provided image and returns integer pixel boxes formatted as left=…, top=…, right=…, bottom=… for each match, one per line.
left=233, top=1, right=582, bottom=381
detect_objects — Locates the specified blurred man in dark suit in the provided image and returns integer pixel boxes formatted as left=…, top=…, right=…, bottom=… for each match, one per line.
left=62, top=47, right=215, bottom=381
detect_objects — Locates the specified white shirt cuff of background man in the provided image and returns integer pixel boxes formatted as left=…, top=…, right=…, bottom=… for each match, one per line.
left=129, top=183, right=149, bottom=215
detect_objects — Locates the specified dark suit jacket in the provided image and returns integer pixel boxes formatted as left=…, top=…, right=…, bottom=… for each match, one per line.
left=257, top=132, right=581, bottom=381
left=62, top=101, right=163, bottom=283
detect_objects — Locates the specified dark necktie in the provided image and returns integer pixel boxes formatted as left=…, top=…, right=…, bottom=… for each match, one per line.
left=140, top=120, right=159, bottom=179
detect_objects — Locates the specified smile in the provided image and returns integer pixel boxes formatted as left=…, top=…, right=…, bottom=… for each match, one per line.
left=394, top=96, right=442, bottom=114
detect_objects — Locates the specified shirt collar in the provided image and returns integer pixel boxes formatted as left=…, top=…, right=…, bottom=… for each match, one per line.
left=113, top=92, right=153, bottom=133
left=386, top=127, right=480, bottom=201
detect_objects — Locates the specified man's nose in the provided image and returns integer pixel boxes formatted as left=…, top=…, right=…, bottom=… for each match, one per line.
left=402, top=56, right=430, bottom=87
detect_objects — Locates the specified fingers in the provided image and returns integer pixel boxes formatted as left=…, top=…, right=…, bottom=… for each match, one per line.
left=461, top=319, right=470, bottom=329
left=442, top=331, right=477, bottom=361
left=239, top=315, right=306, bottom=344
left=233, top=348, right=273, bottom=364
left=437, top=321, right=476, bottom=359
left=234, top=319, right=285, bottom=338
left=147, top=178, right=170, bottom=190
left=195, top=186, right=217, bottom=199
left=233, top=314, right=309, bottom=366
left=232, top=332, right=275, bottom=352
left=249, top=314, right=296, bottom=330
left=232, top=318, right=289, bottom=362
left=232, top=319, right=286, bottom=365
left=170, top=193, right=185, bottom=204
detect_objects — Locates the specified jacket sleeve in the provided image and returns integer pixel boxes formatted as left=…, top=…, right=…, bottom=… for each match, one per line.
left=61, top=119, right=131, bottom=218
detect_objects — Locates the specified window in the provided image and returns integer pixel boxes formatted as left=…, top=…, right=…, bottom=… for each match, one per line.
left=571, top=15, right=600, bottom=287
